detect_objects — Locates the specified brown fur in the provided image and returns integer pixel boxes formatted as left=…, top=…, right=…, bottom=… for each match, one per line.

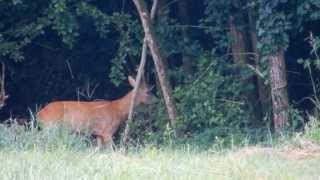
left=37, top=76, right=154, bottom=146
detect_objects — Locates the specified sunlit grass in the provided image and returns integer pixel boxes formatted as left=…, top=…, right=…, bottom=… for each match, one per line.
left=0, top=123, right=320, bottom=180
left=1, top=146, right=320, bottom=180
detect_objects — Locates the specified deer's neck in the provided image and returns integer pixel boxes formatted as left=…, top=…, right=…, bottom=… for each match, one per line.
left=113, top=90, right=137, bottom=122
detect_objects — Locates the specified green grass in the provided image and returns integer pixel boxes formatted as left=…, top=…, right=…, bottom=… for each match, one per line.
left=0, top=123, right=320, bottom=180
left=1, top=146, right=320, bottom=180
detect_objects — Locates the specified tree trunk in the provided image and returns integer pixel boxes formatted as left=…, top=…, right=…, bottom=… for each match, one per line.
left=132, top=0, right=178, bottom=128
left=228, top=15, right=262, bottom=122
left=247, top=9, right=270, bottom=121
left=177, top=0, right=193, bottom=74
left=228, top=16, right=247, bottom=64
left=268, top=50, right=289, bottom=133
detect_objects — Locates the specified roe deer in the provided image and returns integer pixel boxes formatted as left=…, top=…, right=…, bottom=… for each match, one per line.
left=37, top=76, right=155, bottom=147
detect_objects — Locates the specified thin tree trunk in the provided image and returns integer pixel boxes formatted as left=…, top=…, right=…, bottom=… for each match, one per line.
left=268, top=50, right=289, bottom=133
left=121, top=0, right=159, bottom=147
left=132, top=0, right=178, bottom=128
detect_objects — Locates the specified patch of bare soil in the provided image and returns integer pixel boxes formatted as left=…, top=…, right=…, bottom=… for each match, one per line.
left=278, top=140, right=320, bottom=160
left=231, top=140, right=320, bottom=160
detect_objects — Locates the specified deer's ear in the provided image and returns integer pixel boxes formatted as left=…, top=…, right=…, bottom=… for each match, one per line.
left=128, top=76, right=136, bottom=87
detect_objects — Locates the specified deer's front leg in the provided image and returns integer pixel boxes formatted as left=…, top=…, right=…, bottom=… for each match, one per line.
left=96, top=134, right=114, bottom=151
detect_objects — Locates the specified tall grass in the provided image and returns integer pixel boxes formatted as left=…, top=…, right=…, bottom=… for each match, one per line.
left=303, top=115, right=320, bottom=144
left=0, top=143, right=319, bottom=179
left=0, top=122, right=320, bottom=180
left=0, top=123, right=91, bottom=151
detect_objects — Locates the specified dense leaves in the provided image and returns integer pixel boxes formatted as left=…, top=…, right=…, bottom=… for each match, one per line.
left=1, top=0, right=320, bottom=145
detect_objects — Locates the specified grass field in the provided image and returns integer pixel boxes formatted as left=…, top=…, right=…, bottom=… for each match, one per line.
left=1, top=124, right=320, bottom=180
left=1, top=145, right=320, bottom=180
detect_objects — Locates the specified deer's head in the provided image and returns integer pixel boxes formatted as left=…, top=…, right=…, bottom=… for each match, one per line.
left=128, top=76, right=156, bottom=105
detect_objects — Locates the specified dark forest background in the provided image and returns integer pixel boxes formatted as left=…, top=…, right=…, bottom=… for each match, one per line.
left=1, top=0, right=320, bottom=145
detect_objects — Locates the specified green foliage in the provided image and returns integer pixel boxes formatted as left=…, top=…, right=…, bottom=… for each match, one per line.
left=2, top=0, right=320, bottom=148
left=174, top=54, right=251, bottom=144
left=202, top=0, right=232, bottom=51
left=297, top=34, right=320, bottom=69
left=76, top=2, right=143, bottom=85
left=295, top=34, right=320, bottom=141
left=304, top=115, right=320, bottom=143
left=287, top=106, right=305, bottom=131
left=256, top=0, right=291, bottom=54
left=125, top=50, right=259, bottom=147
left=297, top=0, right=320, bottom=21
left=0, top=1, right=50, bottom=61
left=118, top=101, right=174, bottom=146
left=298, top=34, right=320, bottom=112
left=0, top=0, right=144, bottom=85
left=47, top=0, right=79, bottom=47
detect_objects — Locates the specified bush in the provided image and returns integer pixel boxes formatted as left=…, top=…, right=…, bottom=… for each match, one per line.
left=173, top=55, right=253, bottom=144
left=126, top=54, right=257, bottom=147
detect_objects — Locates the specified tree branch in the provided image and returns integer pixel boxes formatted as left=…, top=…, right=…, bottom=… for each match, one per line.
left=121, top=0, right=159, bottom=147
left=132, top=0, right=178, bottom=130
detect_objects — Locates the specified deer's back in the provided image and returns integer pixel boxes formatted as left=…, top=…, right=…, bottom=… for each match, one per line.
left=37, top=101, right=120, bottom=132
